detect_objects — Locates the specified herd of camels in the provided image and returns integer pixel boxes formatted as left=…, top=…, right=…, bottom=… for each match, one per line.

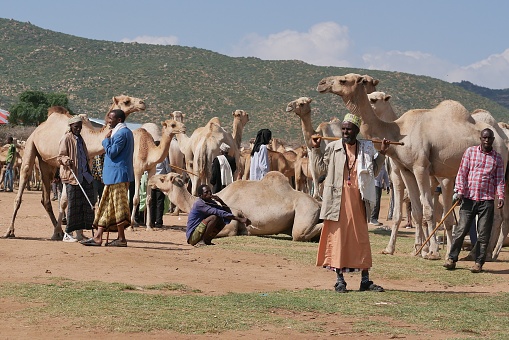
left=2, top=73, right=509, bottom=262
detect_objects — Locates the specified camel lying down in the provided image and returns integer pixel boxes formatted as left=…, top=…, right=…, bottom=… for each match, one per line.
left=148, top=171, right=323, bottom=241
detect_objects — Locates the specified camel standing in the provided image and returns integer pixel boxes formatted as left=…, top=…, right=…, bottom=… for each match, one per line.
left=130, top=120, right=186, bottom=229
left=317, top=73, right=508, bottom=260
left=148, top=171, right=323, bottom=241
left=4, top=96, right=146, bottom=239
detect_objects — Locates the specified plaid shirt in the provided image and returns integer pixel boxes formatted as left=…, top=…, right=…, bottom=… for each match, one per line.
left=455, top=145, right=505, bottom=201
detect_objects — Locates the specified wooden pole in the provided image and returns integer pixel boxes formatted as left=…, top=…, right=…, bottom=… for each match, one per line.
left=313, top=135, right=404, bottom=146
left=414, top=200, right=460, bottom=256
left=170, top=164, right=199, bottom=177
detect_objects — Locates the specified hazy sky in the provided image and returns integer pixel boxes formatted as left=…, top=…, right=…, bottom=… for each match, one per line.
left=2, top=0, right=509, bottom=89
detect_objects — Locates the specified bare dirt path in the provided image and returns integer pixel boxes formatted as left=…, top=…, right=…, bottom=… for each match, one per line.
left=0, top=189, right=507, bottom=339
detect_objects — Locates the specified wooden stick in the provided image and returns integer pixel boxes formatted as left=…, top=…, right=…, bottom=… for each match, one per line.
left=414, top=200, right=460, bottom=256
left=312, top=135, right=404, bottom=146
left=170, top=164, right=199, bottom=177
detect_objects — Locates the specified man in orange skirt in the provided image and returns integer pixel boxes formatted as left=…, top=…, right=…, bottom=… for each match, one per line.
left=311, top=113, right=390, bottom=293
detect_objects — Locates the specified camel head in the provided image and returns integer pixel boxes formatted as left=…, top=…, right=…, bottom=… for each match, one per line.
left=148, top=172, right=187, bottom=193
left=111, top=95, right=146, bottom=117
left=361, top=74, right=379, bottom=94
left=368, top=91, right=391, bottom=115
left=286, top=97, right=312, bottom=118
left=232, top=109, right=249, bottom=126
left=170, top=111, right=186, bottom=123
left=316, top=73, right=365, bottom=97
left=161, top=119, right=186, bottom=137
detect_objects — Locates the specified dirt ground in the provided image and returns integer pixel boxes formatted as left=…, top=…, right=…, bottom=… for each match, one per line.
left=0, top=189, right=508, bottom=339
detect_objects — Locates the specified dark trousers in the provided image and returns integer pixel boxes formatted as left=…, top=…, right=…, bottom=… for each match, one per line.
left=448, top=198, right=494, bottom=265
left=370, top=186, right=383, bottom=221
left=149, top=188, right=166, bottom=226
left=92, top=179, right=104, bottom=203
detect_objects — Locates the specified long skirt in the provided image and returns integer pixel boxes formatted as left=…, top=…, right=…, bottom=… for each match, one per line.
left=93, top=182, right=130, bottom=232
left=66, top=181, right=95, bottom=233
left=316, top=165, right=372, bottom=272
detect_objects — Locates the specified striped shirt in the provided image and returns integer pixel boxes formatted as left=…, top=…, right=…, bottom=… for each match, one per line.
left=455, top=145, right=505, bottom=201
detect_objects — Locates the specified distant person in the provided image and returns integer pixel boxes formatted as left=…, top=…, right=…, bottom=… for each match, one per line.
left=210, top=143, right=236, bottom=193
left=370, top=163, right=390, bottom=226
left=58, top=115, right=95, bottom=242
left=150, top=140, right=171, bottom=228
left=186, top=184, right=248, bottom=247
left=250, top=129, right=271, bottom=180
left=2, top=136, right=16, bottom=192
left=81, top=109, right=134, bottom=247
left=91, top=154, right=105, bottom=203
left=443, top=128, right=505, bottom=273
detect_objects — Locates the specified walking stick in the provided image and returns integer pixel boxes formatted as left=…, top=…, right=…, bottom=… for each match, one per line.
left=169, top=164, right=199, bottom=177
left=312, top=135, right=405, bottom=146
left=69, top=168, right=95, bottom=210
left=414, top=200, right=460, bottom=256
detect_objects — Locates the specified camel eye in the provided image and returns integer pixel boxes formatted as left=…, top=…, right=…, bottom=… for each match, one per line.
left=339, top=80, right=346, bottom=85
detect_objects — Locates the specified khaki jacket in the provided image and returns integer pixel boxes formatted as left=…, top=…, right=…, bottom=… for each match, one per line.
left=311, top=139, right=385, bottom=221
left=57, top=132, right=90, bottom=185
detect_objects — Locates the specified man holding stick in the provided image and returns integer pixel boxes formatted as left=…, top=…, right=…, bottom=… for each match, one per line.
left=443, top=128, right=505, bottom=273
left=58, top=115, right=96, bottom=242
left=311, top=113, right=391, bottom=293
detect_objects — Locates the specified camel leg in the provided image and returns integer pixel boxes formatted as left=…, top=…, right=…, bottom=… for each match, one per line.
left=144, top=169, right=156, bottom=231
left=491, top=221, right=508, bottom=261
left=484, top=195, right=506, bottom=261
left=38, top=161, right=60, bottom=239
left=437, top=178, right=455, bottom=257
left=129, top=173, right=142, bottom=230
left=382, top=166, right=405, bottom=255
left=56, top=184, right=68, bottom=239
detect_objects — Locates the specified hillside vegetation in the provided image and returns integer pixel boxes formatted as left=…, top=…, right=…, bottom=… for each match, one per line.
left=1, top=18, right=509, bottom=144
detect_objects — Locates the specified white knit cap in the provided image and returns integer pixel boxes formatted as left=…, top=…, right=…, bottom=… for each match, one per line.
left=220, top=143, right=230, bottom=152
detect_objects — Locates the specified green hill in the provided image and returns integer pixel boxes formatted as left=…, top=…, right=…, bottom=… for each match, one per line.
left=1, top=18, right=508, bottom=144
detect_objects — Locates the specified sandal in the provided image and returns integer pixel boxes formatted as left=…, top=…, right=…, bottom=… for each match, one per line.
left=334, top=282, right=348, bottom=293
left=80, top=238, right=102, bottom=246
left=105, top=239, right=127, bottom=247
left=359, top=280, right=385, bottom=292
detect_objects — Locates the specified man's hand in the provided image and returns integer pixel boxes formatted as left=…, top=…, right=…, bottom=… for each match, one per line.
left=498, top=198, right=504, bottom=209
left=65, top=159, right=73, bottom=167
left=311, top=135, right=321, bottom=148
left=105, top=130, right=112, bottom=138
left=236, top=216, right=250, bottom=225
left=211, top=195, right=225, bottom=205
left=453, top=193, right=463, bottom=204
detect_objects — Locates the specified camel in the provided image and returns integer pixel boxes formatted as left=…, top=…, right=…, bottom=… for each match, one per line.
left=367, top=91, right=454, bottom=256
left=130, top=119, right=186, bottom=229
left=231, top=109, right=249, bottom=149
left=4, top=96, right=146, bottom=239
left=148, top=171, right=323, bottom=241
left=168, top=111, right=186, bottom=176
left=317, top=73, right=509, bottom=260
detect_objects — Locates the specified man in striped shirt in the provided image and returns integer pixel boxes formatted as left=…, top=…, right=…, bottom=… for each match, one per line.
left=444, top=128, right=505, bottom=273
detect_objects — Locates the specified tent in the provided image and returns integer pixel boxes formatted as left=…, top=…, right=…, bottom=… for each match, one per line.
left=0, top=108, right=10, bottom=124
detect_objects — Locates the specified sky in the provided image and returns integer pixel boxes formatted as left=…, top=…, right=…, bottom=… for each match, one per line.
left=2, top=0, right=509, bottom=89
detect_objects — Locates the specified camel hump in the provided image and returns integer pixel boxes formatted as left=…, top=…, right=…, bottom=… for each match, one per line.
left=47, top=106, right=69, bottom=117
left=260, top=171, right=293, bottom=188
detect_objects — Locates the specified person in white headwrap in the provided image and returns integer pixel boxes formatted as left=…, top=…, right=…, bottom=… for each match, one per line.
left=311, top=113, right=391, bottom=293
left=57, top=115, right=96, bottom=242
left=210, top=142, right=236, bottom=194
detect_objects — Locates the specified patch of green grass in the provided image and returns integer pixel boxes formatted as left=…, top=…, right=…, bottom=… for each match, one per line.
left=0, top=280, right=508, bottom=338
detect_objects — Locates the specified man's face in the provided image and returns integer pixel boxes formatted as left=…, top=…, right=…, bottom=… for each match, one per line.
left=107, top=112, right=120, bottom=129
left=70, top=121, right=82, bottom=136
left=341, top=121, right=359, bottom=144
left=200, top=186, right=213, bottom=201
left=480, top=130, right=495, bottom=150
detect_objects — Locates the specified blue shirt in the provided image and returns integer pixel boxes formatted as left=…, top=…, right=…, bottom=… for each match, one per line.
left=186, top=198, right=234, bottom=241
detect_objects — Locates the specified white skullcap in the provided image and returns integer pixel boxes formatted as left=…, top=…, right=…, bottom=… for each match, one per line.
left=220, top=143, right=230, bottom=152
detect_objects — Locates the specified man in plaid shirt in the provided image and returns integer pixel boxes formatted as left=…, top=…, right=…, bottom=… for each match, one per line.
left=444, top=128, right=505, bottom=273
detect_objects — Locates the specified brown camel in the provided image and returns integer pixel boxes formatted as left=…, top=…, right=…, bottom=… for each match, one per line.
left=4, top=96, right=146, bottom=239
left=148, top=171, right=323, bottom=241
left=317, top=73, right=508, bottom=260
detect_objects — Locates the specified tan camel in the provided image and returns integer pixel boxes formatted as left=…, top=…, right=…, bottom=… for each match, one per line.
left=4, top=96, right=146, bottom=239
left=148, top=171, right=323, bottom=241
left=232, top=109, right=249, bottom=150
left=131, top=119, right=186, bottom=229
left=168, top=111, right=186, bottom=176
left=317, top=73, right=509, bottom=260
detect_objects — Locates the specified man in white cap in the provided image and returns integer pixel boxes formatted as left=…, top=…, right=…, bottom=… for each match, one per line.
left=311, top=113, right=391, bottom=293
left=57, top=115, right=96, bottom=242
left=210, top=142, right=236, bottom=194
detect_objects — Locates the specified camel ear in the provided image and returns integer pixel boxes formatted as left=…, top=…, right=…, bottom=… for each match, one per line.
left=182, top=113, right=186, bottom=118
left=112, top=96, right=119, bottom=105
left=357, top=76, right=365, bottom=84
left=373, top=78, right=380, bottom=86
left=307, top=97, right=313, bottom=103
left=384, top=95, right=392, bottom=102
left=162, top=121, right=167, bottom=128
